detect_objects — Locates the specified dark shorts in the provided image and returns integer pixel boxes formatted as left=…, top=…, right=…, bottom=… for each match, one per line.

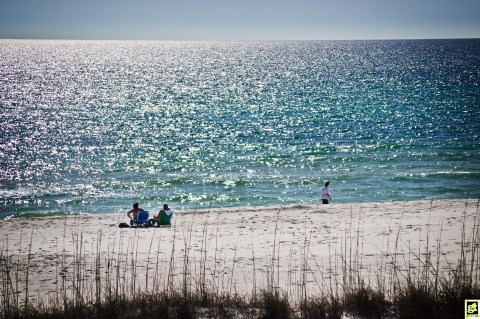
left=322, top=199, right=329, bottom=204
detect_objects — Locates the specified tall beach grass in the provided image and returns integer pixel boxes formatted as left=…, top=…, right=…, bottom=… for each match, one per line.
left=1, top=199, right=479, bottom=318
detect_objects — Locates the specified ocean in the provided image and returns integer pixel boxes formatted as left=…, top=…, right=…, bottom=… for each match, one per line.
left=1, top=39, right=479, bottom=218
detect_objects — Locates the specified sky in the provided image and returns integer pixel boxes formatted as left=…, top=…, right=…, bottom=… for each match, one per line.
left=0, top=0, right=479, bottom=40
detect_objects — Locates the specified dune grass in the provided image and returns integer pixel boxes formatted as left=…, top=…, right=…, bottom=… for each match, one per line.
left=1, top=200, right=479, bottom=318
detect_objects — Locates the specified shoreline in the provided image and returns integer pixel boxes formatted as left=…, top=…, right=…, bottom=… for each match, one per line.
left=4, top=197, right=479, bottom=219
left=1, top=199, right=478, bottom=303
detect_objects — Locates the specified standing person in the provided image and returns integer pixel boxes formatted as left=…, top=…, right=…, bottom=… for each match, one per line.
left=127, top=203, right=144, bottom=225
left=321, top=181, right=332, bottom=204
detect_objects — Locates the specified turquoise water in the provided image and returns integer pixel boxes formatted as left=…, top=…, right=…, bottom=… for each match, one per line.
left=1, top=39, right=479, bottom=218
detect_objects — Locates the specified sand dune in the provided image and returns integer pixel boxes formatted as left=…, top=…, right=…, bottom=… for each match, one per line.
left=1, top=199, right=478, bottom=303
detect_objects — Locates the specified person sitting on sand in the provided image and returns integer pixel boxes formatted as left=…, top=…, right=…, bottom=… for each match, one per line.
left=148, top=204, right=175, bottom=227
left=321, top=181, right=332, bottom=204
left=127, top=203, right=144, bottom=225
left=154, top=204, right=175, bottom=220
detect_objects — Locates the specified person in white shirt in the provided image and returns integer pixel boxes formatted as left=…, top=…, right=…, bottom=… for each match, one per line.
left=321, top=181, right=332, bottom=204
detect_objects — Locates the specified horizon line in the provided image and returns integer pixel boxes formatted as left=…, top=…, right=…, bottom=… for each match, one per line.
left=1, top=36, right=479, bottom=42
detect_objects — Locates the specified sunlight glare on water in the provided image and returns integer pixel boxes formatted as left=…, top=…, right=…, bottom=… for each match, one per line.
left=0, top=40, right=479, bottom=217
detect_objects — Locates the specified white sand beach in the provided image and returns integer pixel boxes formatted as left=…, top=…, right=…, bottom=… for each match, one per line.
left=1, top=199, right=478, bottom=304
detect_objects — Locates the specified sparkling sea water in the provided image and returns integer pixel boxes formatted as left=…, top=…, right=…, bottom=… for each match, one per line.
left=1, top=39, right=479, bottom=218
